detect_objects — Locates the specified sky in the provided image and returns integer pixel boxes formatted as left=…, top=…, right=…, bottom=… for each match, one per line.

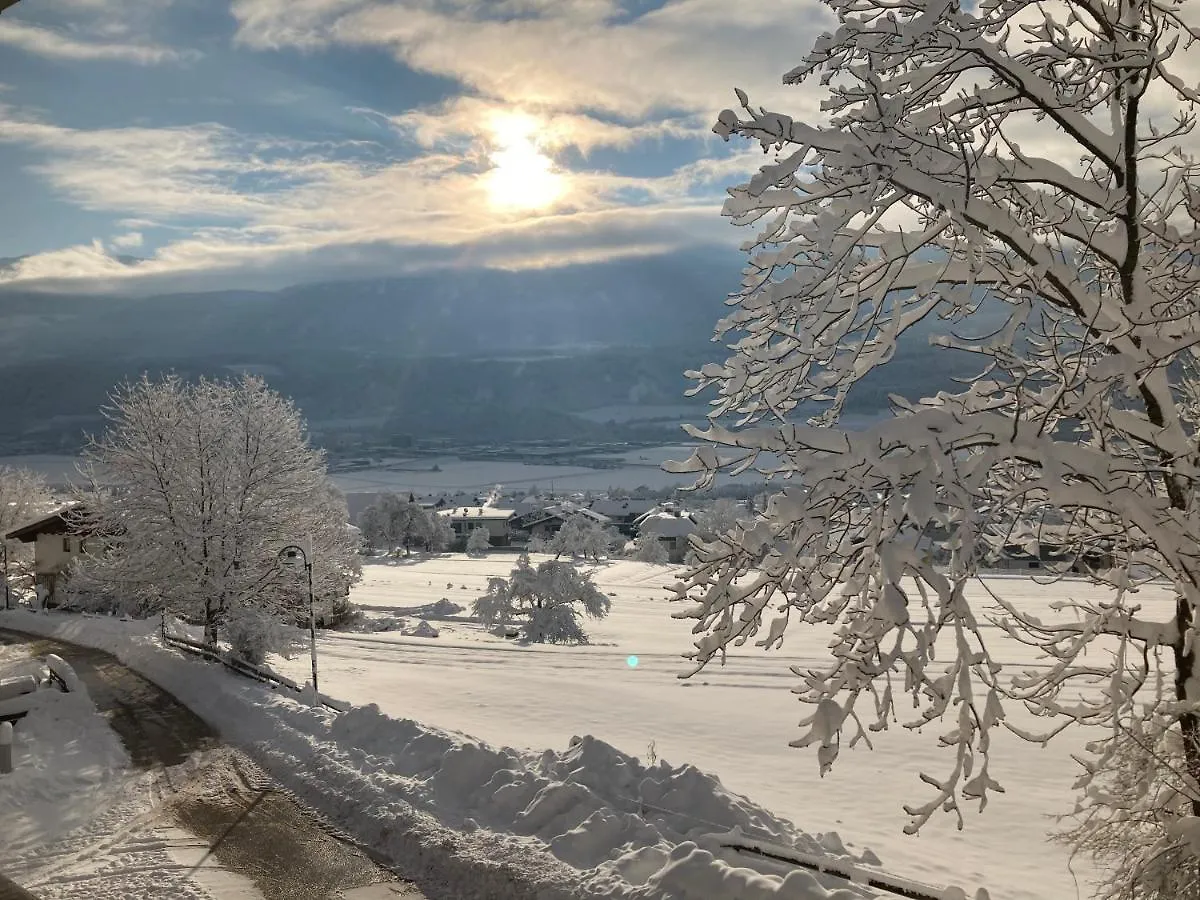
left=0, top=0, right=833, bottom=293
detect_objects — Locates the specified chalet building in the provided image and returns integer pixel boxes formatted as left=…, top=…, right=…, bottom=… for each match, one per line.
left=436, top=506, right=516, bottom=548
left=633, top=505, right=698, bottom=563
left=5, top=504, right=92, bottom=608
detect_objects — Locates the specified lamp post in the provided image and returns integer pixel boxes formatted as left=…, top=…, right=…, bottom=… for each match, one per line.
left=278, top=543, right=318, bottom=705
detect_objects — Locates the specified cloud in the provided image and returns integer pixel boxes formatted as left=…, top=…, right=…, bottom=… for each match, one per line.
left=2, top=1, right=813, bottom=291
left=110, top=232, right=144, bottom=250
left=0, top=98, right=750, bottom=292
left=230, top=0, right=370, bottom=52
left=2, top=202, right=735, bottom=295
left=390, top=95, right=709, bottom=156
left=0, top=17, right=192, bottom=64
left=232, top=0, right=834, bottom=119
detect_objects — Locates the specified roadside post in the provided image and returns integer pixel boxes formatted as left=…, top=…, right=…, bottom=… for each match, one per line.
left=0, top=721, right=12, bottom=774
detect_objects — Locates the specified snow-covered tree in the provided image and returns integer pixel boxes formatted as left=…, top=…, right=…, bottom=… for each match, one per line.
left=358, top=493, right=429, bottom=555
left=693, top=498, right=748, bottom=542
left=668, top=0, right=1200, bottom=851
left=466, top=526, right=491, bottom=556
left=223, top=605, right=298, bottom=665
left=357, top=496, right=397, bottom=552
left=551, top=513, right=612, bottom=561
left=0, top=466, right=54, bottom=579
left=1055, top=714, right=1200, bottom=900
left=630, top=536, right=670, bottom=565
left=73, top=374, right=361, bottom=645
left=423, top=511, right=454, bottom=552
left=472, top=553, right=611, bottom=644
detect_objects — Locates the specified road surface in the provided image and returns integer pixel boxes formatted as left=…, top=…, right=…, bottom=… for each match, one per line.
left=0, top=628, right=428, bottom=900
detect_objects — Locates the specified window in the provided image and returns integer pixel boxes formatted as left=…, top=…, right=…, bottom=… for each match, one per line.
left=62, top=537, right=72, bottom=552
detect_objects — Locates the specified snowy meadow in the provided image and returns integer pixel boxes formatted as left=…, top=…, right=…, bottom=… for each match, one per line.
left=263, top=555, right=1172, bottom=900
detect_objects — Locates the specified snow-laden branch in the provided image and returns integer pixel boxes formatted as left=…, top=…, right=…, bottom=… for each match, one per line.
left=673, top=0, right=1200, bottom=849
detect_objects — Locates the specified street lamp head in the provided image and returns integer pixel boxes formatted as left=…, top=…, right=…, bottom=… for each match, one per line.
left=278, top=544, right=307, bottom=568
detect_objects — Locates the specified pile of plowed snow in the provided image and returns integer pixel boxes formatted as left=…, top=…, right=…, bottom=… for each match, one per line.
left=1, top=610, right=891, bottom=900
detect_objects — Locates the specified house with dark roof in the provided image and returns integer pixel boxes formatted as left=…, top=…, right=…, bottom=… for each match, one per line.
left=587, top=498, right=657, bottom=536
left=512, top=503, right=611, bottom=541
left=5, top=503, right=92, bottom=608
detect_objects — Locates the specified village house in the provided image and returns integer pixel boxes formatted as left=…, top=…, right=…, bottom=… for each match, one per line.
left=436, top=506, right=516, bottom=548
left=5, top=503, right=91, bottom=608
left=512, top=503, right=611, bottom=541
left=633, top=504, right=698, bottom=563
left=587, top=498, right=657, bottom=536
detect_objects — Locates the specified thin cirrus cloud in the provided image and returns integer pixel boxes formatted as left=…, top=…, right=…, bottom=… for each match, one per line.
left=0, top=16, right=191, bottom=64
left=0, top=0, right=834, bottom=291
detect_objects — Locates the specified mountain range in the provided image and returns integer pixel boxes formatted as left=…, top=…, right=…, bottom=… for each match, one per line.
left=0, top=251, right=989, bottom=456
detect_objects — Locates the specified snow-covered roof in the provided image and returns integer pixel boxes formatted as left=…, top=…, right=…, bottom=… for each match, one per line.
left=5, top=502, right=87, bottom=543
left=520, top=503, right=611, bottom=527
left=588, top=498, right=657, bottom=518
left=436, top=507, right=515, bottom=521
left=635, top=510, right=697, bottom=538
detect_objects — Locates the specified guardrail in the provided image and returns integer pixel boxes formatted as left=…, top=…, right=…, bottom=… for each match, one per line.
left=0, top=870, right=43, bottom=900
left=719, top=838, right=951, bottom=900
left=159, top=622, right=347, bottom=714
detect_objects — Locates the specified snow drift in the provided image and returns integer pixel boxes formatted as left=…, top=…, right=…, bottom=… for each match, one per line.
left=0, top=610, right=914, bottom=899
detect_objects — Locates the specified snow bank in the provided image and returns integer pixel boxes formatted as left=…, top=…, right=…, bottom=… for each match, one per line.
left=0, top=676, right=130, bottom=858
left=45, top=653, right=86, bottom=696
left=0, top=610, right=916, bottom=900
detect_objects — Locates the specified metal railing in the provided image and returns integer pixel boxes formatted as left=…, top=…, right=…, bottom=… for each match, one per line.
left=159, top=621, right=347, bottom=713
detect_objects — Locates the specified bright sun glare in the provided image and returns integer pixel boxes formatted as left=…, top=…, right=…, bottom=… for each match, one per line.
left=486, top=112, right=565, bottom=212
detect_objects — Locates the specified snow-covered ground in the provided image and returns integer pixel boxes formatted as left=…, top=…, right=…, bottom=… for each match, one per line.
left=0, top=644, right=129, bottom=860
left=0, top=644, right=244, bottom=899
left=1, top=610, right=906, bottom=900
left=3, top=560, right=1173, bottom=899
left=272, top=556, right=1176, bottom=900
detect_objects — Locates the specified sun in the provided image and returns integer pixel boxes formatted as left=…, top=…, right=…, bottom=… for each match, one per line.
left=485, top=112, right=565, bottom=212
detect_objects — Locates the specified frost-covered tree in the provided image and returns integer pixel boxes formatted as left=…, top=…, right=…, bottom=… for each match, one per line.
left=0, top=466, right=54, bottom=580
left=630, top=536, right=670, bottom=565
left=422, top=511, right=454, bottom=552
left=473, top=553, right=611, bottom=644
left=358, top=493, right=430, bottom=555
left=357, top=495, right=398, bottom=552
left=466, top=526, right=492, bottom=556
left=1055, top=713, right=1200, bottom=900
left=693, top=498, right=749, bottom=542
left=73, top=375, right=361, bottom=645
left=551, top=513, right=613, bottom=561
left=668, top=0, right=1200, bottom=851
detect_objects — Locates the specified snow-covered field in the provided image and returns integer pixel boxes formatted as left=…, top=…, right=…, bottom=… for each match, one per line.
left=1, top=560, right=1174, bottom=899
left=268, top=556, right=1177, bottom=900
left=2, top=611, right=901, bottom=900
